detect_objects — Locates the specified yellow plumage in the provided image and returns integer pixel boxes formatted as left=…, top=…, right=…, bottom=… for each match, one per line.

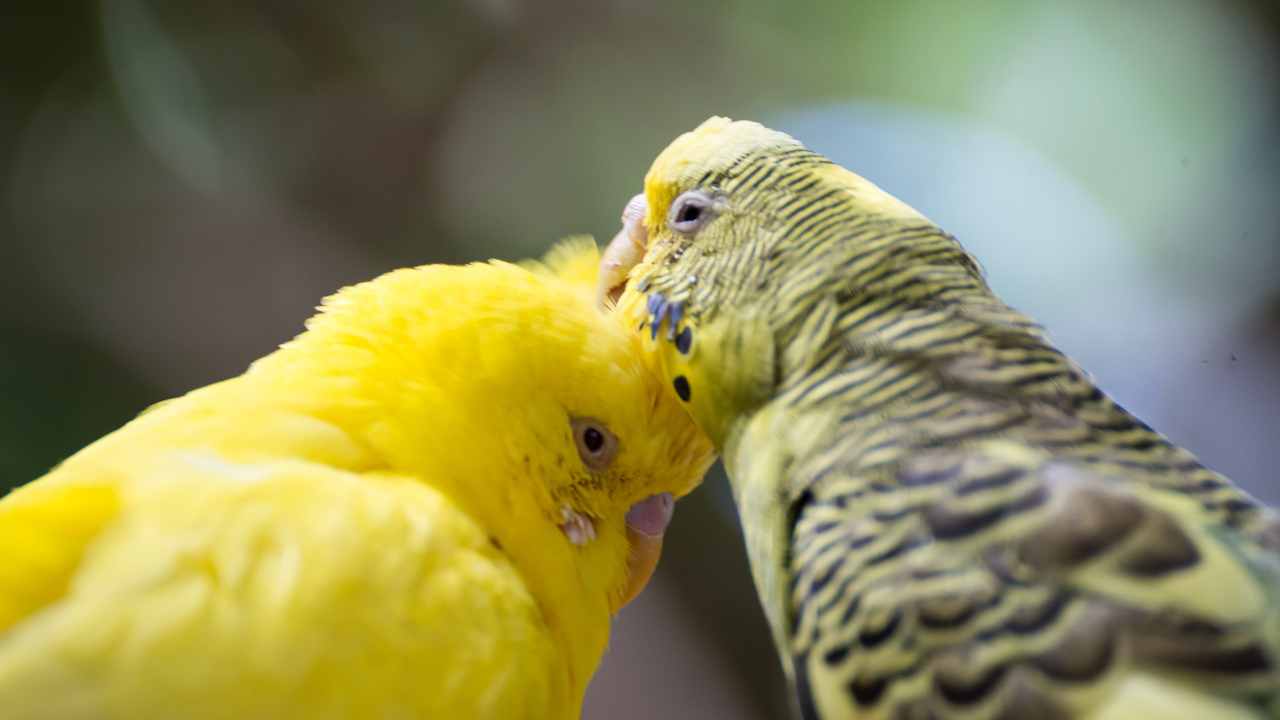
left=607, top=118, right=1280, bottom=719
left=0, top=239, right=713, bottom=719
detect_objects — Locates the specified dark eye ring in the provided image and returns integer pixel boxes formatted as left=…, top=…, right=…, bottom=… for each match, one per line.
left=669, top=190, right=716, bottom=233
left=571, top=417, right=618, bottom=471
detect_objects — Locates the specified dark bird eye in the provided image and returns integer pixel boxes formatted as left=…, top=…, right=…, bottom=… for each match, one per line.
left=571, top=418, right=618, bottom=470
left=669, top=190, right=716, bottom=233
left=676, top=204, right=701, bottom=224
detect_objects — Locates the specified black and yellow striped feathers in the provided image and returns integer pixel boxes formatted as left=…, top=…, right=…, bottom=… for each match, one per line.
left=618, top=118, right=1280, bottom=719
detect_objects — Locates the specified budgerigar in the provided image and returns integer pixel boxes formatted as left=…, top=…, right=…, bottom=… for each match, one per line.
left=0, top=239, right=714, bottom=720
left=603, top=118, right=1280, bottom=719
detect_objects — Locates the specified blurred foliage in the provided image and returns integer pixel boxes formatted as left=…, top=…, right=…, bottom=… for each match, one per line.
left=2, top=1, right=1278, bottom=717
left=0, top=331, right=157, bottom=481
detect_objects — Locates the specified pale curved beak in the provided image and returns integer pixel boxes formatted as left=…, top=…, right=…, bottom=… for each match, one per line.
left=596, top=194, right=649, bottom=309
left=616, top=492, right=675, bottom=610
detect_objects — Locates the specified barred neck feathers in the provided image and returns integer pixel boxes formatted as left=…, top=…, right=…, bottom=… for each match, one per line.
left=635, top=117, right=1256, bottom=517
left=640, top=118, right=1244, bottom=517
left=769, top=239, right=1267, bottom=531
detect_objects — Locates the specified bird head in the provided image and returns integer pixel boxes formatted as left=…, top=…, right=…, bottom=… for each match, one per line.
left=599, top=117, right=983, bottom=444
left=283, top=238, right=714, bottom=639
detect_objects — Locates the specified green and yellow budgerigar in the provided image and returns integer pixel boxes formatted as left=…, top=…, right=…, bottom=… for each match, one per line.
left=603, top=118, right=1280, bottom=719
left=0, top=239, right=713, bottom=720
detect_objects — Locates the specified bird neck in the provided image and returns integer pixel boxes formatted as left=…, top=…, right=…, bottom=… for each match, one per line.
left=742, top=269, right=1228, bottom=497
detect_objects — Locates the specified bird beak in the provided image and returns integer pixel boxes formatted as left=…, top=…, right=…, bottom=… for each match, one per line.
left=615, top=491, right=674, bottom=611
left=596, top=193, right=649, bottom=309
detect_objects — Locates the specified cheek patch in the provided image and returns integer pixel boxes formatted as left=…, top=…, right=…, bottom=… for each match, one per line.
left=673, top=376, right=692, bottom=402
left=675, top=326, right=693, bottom=355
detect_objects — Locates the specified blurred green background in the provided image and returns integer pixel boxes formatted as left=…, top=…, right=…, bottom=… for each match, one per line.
left=2, top=1, right=1278, bottom=717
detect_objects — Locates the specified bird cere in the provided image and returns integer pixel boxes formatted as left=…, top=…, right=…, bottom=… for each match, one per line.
left=2, top=116, right=1276, bottom=720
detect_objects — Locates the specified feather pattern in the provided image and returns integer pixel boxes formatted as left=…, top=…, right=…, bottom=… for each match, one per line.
left=621, top=118, right=1280, bottom=719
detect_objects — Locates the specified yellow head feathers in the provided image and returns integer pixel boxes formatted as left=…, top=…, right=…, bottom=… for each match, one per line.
left=0, top=238, right=713, bottom=718
left=284, top=239, right=712, bottom=520
left=642, top=116, right=925, bottom=235
left=643, top=117, right=800, bottom=231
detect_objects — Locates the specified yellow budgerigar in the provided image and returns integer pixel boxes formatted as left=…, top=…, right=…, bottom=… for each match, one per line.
left=0, top=239, right=713, bottom=720
left=603, top=118, right=1280, bottom=719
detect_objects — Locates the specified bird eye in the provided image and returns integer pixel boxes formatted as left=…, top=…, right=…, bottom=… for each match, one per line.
left=669, top=190, right=716, bottom=233
left=571, top=418, right=618, bottom=471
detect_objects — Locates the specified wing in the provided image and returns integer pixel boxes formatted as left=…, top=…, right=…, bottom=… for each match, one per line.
left=784, top=431, right=1280, bottom=720
left=0, top=478, right=121, bottom=635
left=0, top=452, right=564, bottom=720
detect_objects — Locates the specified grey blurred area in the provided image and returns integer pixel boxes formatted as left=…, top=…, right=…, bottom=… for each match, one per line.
left=2, top=2, right=1278, bottom=718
